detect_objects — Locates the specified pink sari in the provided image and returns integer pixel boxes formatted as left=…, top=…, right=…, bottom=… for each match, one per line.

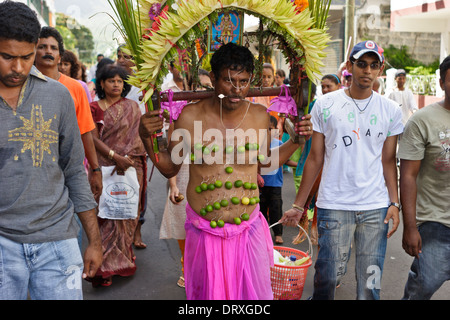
left=184, top=203, right=274, bottom=300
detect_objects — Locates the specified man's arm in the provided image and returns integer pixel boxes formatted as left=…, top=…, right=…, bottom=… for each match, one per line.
left=262, top=114, right=313, bottom=170
left=400, top=159, right=422, bottom=258
left=81, top=130, right=102, bottom=202
left=58, top=91, right=102, bottom=279
left=382, top=135, right=400, bottom=238
left=280, top=131, right=325, bottom=226
left=139, top=110, right=182, bottom=178
left=77, top=208, right=102, bottom=279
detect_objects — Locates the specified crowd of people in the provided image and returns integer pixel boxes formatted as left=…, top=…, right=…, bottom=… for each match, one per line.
left=0, top=1, right=449, bottom=301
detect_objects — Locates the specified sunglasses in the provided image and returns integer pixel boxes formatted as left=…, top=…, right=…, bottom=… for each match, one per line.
left=353, top=60, right=382, bottom=70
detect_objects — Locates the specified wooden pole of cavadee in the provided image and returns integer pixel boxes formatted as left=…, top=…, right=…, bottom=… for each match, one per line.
left=150, top=90, right=168, bottom=153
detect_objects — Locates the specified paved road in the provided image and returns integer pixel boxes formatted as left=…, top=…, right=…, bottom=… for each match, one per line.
left=82, top=161, right=450, bottom=300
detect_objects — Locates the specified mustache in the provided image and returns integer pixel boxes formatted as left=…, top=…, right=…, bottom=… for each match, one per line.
left=6, top=72, right=26, bottom=80
left=41, top=54, right=55, bottom=60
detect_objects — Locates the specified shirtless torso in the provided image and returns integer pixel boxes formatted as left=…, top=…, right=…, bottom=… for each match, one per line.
left=174, top=97, right=270, bottom=224
left=140, top=64, right=310, bottom=227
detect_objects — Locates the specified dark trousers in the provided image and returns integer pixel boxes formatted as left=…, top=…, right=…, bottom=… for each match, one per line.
left=259, top=186, right=283, bottom=236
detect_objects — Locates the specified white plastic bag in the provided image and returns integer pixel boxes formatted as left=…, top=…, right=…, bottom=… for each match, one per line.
left=98, top=166, right=140, bottom=220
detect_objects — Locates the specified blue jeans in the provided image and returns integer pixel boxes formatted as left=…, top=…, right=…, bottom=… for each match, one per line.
left=403, top=222, right=450, bottom=300
left=312, top=207, right=389, bottom=300
left=0, top=236, right=83, bottom=300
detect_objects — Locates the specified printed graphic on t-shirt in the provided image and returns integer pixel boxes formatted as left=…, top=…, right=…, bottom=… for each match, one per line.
left=436, top=128, right=450, bottom=171
left=8, top=105, right=58, bottom=167
left=320, top=97, right=391, bottom=149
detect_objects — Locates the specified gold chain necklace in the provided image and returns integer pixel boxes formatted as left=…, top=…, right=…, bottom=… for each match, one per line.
left=102, top=99, right=122, bottom=123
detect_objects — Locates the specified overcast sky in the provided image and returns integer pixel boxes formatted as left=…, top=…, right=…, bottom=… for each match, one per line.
left=55, top=0, right=119, bottom=57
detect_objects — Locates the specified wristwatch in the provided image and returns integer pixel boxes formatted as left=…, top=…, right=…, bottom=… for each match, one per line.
left=389, top=202, right=401, bottom=210
left=91, top=167, right=101, bottom=173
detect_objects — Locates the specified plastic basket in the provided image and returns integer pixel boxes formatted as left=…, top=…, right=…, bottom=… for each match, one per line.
left=269, top=222, right=313, bottom=300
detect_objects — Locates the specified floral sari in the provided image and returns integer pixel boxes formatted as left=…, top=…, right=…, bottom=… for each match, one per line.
left=89, top=97, right=147, bottom=284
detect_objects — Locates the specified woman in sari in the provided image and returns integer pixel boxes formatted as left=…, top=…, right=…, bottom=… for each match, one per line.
left=89, top=64, right=147, bottom=287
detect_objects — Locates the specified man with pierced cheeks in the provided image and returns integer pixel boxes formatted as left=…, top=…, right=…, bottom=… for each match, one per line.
left=139, top=43, right=312, bottom=300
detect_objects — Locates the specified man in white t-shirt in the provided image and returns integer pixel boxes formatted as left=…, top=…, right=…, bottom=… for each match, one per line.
left=399, top=56, right=450, bottom=299
left=281, top=41, right=403, bottom=300
left=387, top=69, right=418, bottom=126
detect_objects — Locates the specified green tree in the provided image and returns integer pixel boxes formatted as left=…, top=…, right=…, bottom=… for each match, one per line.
left=383, top=44, right=440, bottom=75
left=55, top=13, right=94, bottom=63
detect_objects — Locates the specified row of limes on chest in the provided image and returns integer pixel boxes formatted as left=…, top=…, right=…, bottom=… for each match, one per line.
left=190, top=142, right=265, bottom=162
left=196, top=165, right=260, bottom=228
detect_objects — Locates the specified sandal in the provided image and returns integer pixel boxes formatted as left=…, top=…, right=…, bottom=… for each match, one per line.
left=275, top=236, right=284, bottom=244
left=177, top=276, right=185, bottom=288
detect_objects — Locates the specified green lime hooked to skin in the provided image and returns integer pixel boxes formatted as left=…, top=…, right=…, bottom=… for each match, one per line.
left=241, top=213, right=250, bottom=221
left=195, top=186, right=202, bottom=193
left=245, top=142, right=251, bottom=150
left=225, top=181, right=233, bottom=189
left=194, top=142, right=203, bottom=150
left=190, top=153, right=196, bottom=162
left=234, top=217, right=242, bottom=225
left=200, top=183, right=208, bottom=191
left=253, top=197, right=260, bottom=203
left=231, top=197, right=240, bottom=205
left=202, top=146, right=210, bottom=155
left=225, top=145, right=234, bottom=154
left=257, top=154, right=265, bottom=162
left=243, top=182, right=251, bottom=189
left=214, top=180, right=223, bottom=188
left=200, top=208, right=207, bottom=216
left=217, top=219, right=225, bottom=227
left=237, top=146, right=246, bottom=153
left=208, top=183, right=215, bottom=191
left=212, top=144, right=220, bottom=153
left=225, top=166, right=233, bottom=174
left=249, top=198, right=256, bottom=205
left=206, top=205, right=214, bottom=212
left=234, top=180, right=243, bottom=188
left=251, top=183, right=258, bottom=190
left=213, top=202, right=221, bottom=210
left=210, top=220, right=217, bottom=228
left=220, top=199, right=229, bottom=207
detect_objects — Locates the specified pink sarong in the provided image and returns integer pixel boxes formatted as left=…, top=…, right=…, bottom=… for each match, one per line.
left=184, top=203, right=274, bottom=300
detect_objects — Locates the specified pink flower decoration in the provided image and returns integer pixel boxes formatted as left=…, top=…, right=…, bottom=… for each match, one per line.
left=149, top=3, right=161, bottom=20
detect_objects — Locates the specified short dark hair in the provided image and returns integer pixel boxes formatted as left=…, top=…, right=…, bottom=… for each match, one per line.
left=95, top=58, right=114, bottom=80
left=39, top=27, right=64, bottom=57
left=210, top=43, right=254, bottom=79
left=95, top=65, right=131, bottom=99
left=322, top=74, right=340, bottom=85
left=276, top=69, right=286, bottom=78
left=440, top=55, right=450, bottom=82
left=269, top=115, right=278, bottom=128
left=61, top=50, right=80, bottom=79
left=0, top=1, right=41, bottom=43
